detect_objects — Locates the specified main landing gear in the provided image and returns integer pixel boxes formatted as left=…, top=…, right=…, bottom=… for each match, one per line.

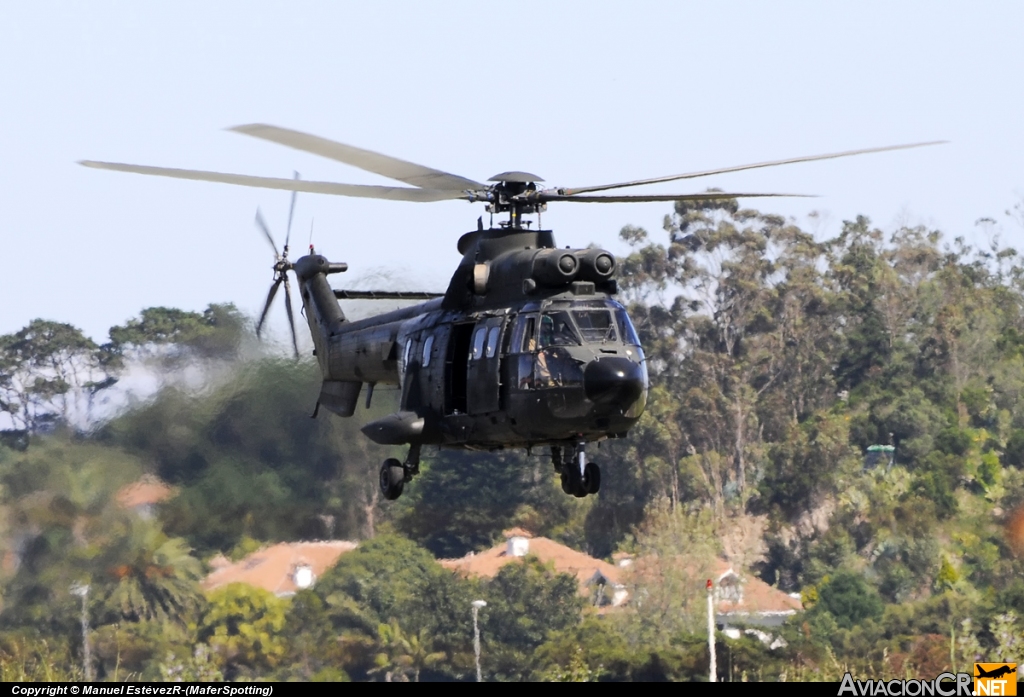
left=379, top=443, right=421, bottom=501
left=552, top=442, right=600, bottom=498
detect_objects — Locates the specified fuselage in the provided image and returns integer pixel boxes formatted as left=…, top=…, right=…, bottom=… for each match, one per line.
left=294, top=227, right=649, bottom=451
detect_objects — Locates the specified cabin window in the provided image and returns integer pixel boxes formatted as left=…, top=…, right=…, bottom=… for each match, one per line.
left=471, top=326, right=487, bottom=360
left=539, top=312, right=581, bottom=347
left=421, top=335, right=434, bottom=367
left=572, top=309, right=616, bottom=343
left=485, top=326, right=500, bottom=358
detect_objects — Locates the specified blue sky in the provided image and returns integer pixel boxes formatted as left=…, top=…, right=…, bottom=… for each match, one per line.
left=1, top=2, right=1021, bottom=344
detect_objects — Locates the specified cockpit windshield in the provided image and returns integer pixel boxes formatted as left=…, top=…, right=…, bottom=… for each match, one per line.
left=539, top=312, right=581, bottom=347
left=572, top=309, right=616, bottom=343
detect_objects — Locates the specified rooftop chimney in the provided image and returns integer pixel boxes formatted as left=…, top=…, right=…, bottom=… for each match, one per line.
left=507, top=536, right=529, bottom=557
left=293, top=563, right=315, bottom=590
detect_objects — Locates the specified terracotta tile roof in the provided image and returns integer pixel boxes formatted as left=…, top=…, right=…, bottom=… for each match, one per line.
left=202, top=540, right=358, bottom=596
left=440, top=536, right=622, bottom=594
left=713, top=559, right=802, bottom=615
left=115, top=475, right=175, bottom=509
left=208, top=554, right=231, bottom=570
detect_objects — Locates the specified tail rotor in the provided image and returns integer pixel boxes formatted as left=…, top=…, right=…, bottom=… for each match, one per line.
left=253, top=172, right=302, bottom=359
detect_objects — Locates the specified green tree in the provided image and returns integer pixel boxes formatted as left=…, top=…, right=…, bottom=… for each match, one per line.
left=617, top=499, right=720, bottom=645
left=313, top=534, right=474, bottom=679
left=276, top=589, right=347, bottom=681
left=108, top=304, right=247, bottom=366
left=0, top=634, right=81, bottom=681
left=478, top=557, right=585, bottom=681
left=0, top=440, right=143, bottom=633
left=199, top=583, right=288, bottom=679
left=813, top=571, right=883, bottom=630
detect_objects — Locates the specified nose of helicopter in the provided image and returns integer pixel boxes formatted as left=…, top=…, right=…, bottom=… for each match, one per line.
left=584, top=357, right=645, bottom=407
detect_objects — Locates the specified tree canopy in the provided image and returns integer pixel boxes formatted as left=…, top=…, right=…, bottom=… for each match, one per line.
left=4, top=198, right=1024, bottom=680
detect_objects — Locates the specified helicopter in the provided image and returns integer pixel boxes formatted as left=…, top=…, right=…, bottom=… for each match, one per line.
left=81, top=126, right=943, bottom=500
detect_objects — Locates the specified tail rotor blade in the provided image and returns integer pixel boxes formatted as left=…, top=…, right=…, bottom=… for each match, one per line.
left=255, top=279, right=282, bottom=338
left=284, top=171, right=299, bottom=253
left=255, top=208, right=280, bottom=258
left=283, top=276, right=300, bottom=360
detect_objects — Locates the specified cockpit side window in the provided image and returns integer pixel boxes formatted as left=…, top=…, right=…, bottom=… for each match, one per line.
left=539, top=312, right=581, bottom=347
left=572, top=310, right=616, bottom=343
left=511, top=314, right=538, bottom=353
left=615, top=308, right=641, bottom=346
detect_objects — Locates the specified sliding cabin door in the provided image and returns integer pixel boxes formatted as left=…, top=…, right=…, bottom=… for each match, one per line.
left=467, top=317, right=505, bottom=415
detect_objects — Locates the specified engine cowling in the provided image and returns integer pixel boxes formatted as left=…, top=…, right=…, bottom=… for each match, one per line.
left=532, top=250, right=580, bottom=287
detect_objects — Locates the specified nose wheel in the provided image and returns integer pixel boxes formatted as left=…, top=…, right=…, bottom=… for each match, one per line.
left=553, top=443, right=600, bottom=497
left=379, top=443, right=421, bottom=501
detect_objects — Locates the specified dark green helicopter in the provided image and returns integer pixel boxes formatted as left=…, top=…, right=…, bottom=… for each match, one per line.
left=81, top=126, right=943, bottom=500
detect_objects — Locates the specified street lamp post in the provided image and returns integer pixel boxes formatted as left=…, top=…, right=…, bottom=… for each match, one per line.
left=471, top=600, right=487, bottom=682
left=706, top=579, right=716, bottom=683
left=70, top=583, right=92, bottom=681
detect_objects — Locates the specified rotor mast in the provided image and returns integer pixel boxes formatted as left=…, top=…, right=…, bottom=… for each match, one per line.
left=482, top=171, right=547, bottom=229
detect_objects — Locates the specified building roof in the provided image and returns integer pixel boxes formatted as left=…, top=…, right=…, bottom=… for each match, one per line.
left=115, top=475, right=175, bottom=510
left=202, top=540, right=358, bottom=597
left=714, top=560, right=802, bottom=616
left=439, top=530, right=622, bottom=594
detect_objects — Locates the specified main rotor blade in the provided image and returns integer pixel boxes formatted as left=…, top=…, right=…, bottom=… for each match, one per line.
left=558, top=141, right=947, bottom=196
left=256, top=279, right=282, bottom=338
left=334, top=290, right=444, bottom=300
left=537, top=192, right=814, bottom=203
left=229, top=124, right=485, bottom=191
left=285, top=171, right=299, bottom=252
left=283, top=276, right=300, bottom=360
left=79, top=161, right=467, bottom=202
left=254, top=208, right=279, bottom=258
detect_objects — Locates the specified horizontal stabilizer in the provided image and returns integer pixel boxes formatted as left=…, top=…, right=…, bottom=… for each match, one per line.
left=318, top=380, right=362, bottom=418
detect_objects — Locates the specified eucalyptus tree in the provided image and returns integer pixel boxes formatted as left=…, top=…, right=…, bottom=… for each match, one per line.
left=0, top=319, right=118, bottom=434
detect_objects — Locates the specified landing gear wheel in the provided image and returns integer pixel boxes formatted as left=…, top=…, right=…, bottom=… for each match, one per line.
left=568, top=462, right=586, bottom=498
left=379, top=458, right=405, bottom=501
left=560, top=471, right=573, bottom=495
left=583, top=462, right=601, bottom=495
left=557, top=441, right=594, bottom=497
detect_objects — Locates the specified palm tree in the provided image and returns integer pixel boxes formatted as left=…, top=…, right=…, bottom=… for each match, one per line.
left=368, top=619, right=444, bottom=682
left=402, top=627, right=445, bottom=682
left=368, top=619, right=408, bottom=682
left=95, top=518, right=204, bottom=625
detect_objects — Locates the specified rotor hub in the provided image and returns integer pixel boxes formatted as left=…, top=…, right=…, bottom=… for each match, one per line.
left=484, top=176, right=548, bottom=227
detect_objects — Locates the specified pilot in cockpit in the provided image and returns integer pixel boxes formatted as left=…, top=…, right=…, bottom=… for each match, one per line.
left=539, top=313, right=579, bottom=347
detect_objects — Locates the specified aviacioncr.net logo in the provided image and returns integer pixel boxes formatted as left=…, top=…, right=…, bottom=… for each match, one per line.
left=838, top=672, right=973, bottom=696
